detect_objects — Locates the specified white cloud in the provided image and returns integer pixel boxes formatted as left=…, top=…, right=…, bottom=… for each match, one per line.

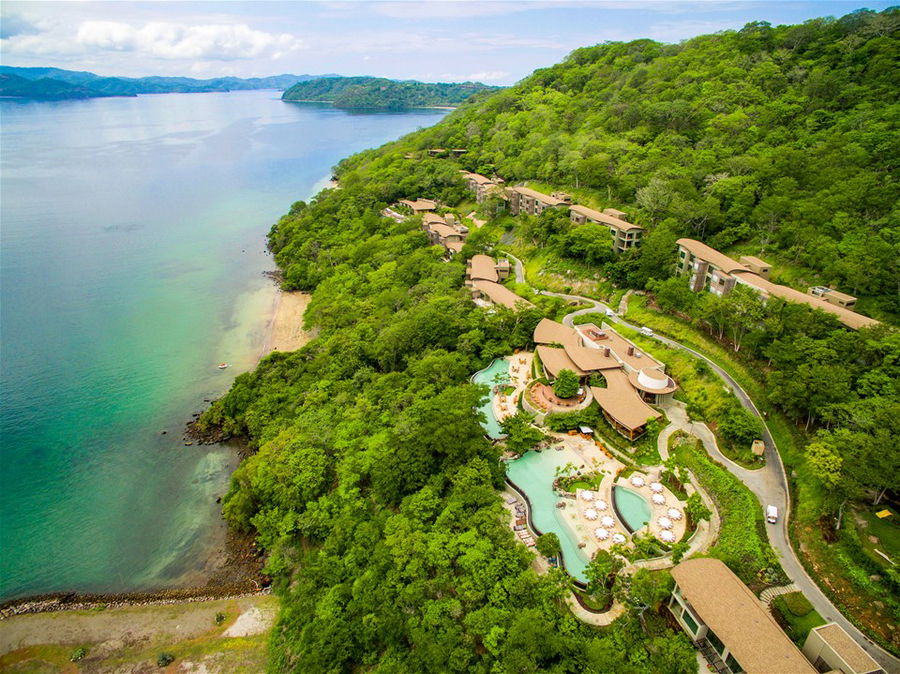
left=75, top=20, right=303, bottom=61
left=467, top=71, right=509, bottom=82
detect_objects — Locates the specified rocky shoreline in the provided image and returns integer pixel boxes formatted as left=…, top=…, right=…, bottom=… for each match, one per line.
left=0, top=528, right=269, bottom=619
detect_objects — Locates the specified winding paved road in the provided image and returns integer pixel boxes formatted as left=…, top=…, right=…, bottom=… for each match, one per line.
left=502, top=251, right=899, bottom=672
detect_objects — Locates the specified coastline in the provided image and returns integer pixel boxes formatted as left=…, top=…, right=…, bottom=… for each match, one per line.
left=2, top=280, right=313, bottom=618
left=259, top=286, right=312, bottom=358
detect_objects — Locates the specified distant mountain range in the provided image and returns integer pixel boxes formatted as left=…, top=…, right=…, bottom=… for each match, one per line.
left=0, top=66, right=335, bottom=100
left=282, top=76, right=501, bottom=110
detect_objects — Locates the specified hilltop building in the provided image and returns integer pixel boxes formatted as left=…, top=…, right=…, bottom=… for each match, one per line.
left=507, top=186, right=570, bottom=216
left=803, top=623, right=881, bottom=674
left=398, top=198, right=438, bottom=214
left=670, top=558, right=817, bottom=674
left=569, top=204, right=644, bottom=253
left=461, top=171, right=506, bottom=204
left=422, top=213, right=467, bottom=256
left=466, top=254, right=532, bottom=311
left=532, top=318, right=676, bottom=440
left=675, top=238, right=877, bottom=330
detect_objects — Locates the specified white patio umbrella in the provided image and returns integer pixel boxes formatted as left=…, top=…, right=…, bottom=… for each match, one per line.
left=612, top=533, right=627, bottom=544
left=594, top=527, right=609, bottom=540
left=651, top=493, right=666, bottom=505
left=630, top=475, right=645, bottom=488
left=580, top=490, right=594, bottom=501
left=584, top=508, right=598, bottom=521
left=650, top=482, right=664, bottom=493
left=595, top=499, right=608, bottom=511
left=667, top=508, right=683, bottom=521
left=658, top=516, right=673, bottom=530
left=600, top=515, right=615, bottom=528
left=660, top=530, right=676, bottom=543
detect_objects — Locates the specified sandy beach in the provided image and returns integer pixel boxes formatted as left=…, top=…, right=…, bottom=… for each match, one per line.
left=262, top=290, right=312, bottom=356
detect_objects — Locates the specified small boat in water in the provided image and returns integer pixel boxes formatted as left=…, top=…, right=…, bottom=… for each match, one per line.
left=217, top=363, right=229, bottom=369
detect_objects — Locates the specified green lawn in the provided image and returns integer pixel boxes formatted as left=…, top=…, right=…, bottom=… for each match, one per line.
left=854, top=506, right=900, bottom=571
left=772, top=592, right=826, bottom=645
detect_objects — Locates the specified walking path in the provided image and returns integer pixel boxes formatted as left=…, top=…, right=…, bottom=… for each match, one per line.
left=499, top=251, right=900, bottom=672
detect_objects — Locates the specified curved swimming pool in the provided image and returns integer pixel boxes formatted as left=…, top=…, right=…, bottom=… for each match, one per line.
left=506, top=450, right=590, bottom=583
left=613, top=486, right=651, bottom=533
left=471, top=358, right=510, bottom=440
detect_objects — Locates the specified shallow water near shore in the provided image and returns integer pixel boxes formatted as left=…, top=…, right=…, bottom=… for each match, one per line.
left=0, top=90, right=446, bottom=600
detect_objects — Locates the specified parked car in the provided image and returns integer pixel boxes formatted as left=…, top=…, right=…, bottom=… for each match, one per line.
left=766, top=505, right=779, bottom=523
left=640, top=326, right=654, bottom=336
left=605, top=307, right=616, bottom=318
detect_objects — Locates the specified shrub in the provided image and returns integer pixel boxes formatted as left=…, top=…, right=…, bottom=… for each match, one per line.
left=157, top=652, right=175, bottom=667
left=215, top=611, right=226, bottom=625
left=70, top=646, right=88, bottom=662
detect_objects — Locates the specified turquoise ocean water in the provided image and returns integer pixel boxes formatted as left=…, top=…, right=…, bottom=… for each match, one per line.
left=0, top=90, right=446, bottom=599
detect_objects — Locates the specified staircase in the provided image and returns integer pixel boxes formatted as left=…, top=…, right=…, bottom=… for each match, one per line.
left=760, top=583, right=800, bottom=606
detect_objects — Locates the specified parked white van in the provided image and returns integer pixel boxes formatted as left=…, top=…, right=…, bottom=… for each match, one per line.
left=766, top=505, right=779, bottom=524
left=640, top=326, right=654, bottom=336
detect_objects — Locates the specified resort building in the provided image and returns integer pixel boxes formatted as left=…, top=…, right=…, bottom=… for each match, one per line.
left=507, top=186, right=570, bottom=216
left=467, top=254, right=532, bottom=311
left=398, top=198, right=437, bottom=214
left=808, top=286, right=858, bottom=309
left=676, top=238, right=878, bottom=330
left=670, top=558, right=817, bottom=674
left=471, top=280, right=535, bottom=311
left=466, top=254, right=511, bottom=285
left=803, top=623, right=881, bottom=674
left=461, top=171, right=506, bottom=204
left=422, top=213, right=467, bottom=256
left=569, top=204, right=645, bottom=253
left=533, top=319, right=675, bottom=440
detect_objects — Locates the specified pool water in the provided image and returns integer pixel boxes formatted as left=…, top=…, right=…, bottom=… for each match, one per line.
left=506, top=450, right=590, bottom=583
left=472, top=358, right=510, bottom=439
left=614, top=486, right=652, bottom=532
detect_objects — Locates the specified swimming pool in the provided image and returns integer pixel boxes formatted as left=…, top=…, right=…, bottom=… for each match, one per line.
left=471, top=358, right=510, bottom=440
left=506, top=449, right=590, bottom=583
left=613, top=486, right=651, bottom=533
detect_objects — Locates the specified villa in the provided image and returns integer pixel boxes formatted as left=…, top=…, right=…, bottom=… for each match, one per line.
left=422, top=212, right=468, bottom=256
left=507, top=186, right=571, bottom=216
left=461, top=171, right=504, bottom=204
left=569, top=204, right=644, bottom=253
left=670, top=558, right=817, bottom=674
left=467, top=254, right=532, bottom=310
left=676, top=238, right=877, bottom=330
left=533, top=319, right=676, bottom=440
left=398, top=198, right=438, bottom=214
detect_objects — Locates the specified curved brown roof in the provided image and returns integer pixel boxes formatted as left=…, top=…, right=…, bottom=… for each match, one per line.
left=428, top=223, right=459, bottom=239
left=736, top=273, right=878, bottom=331
left=534, top=319, right=620, bottom=372
left=537, top=345, right=585, bottom=378
left=672, top=558, right=816, bottom=674
left=677, top=238, right=746, bottom=274
left=590, top=370, right=660, bottom=431
left=570, top=204, right=643, bottom=232
left=472, top=280, right=534, bottom=311
left=468, top=254, right=499, bottom=282
left=511, top=186, right=567, bottom=206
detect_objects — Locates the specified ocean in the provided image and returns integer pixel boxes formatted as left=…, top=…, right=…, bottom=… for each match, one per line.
left=0, top=90, right=446, bottom=599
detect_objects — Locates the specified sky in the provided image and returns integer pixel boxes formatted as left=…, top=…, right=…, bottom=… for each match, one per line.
left=0, top=1, right=892, bottom=84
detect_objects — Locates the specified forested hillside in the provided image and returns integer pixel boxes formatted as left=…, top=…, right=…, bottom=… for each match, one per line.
left=282, top=76, right=500, bottom=109
left=400, top=9, right=898, bottom=317
left=200, top=9, right=899, bottom=670
left=0, top=66, right=322, bottom=98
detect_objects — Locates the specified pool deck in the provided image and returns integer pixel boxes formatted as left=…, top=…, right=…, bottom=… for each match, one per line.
left=615, top=471, right=687, bottom=543
left=491, top=352, right=533, bottom=424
